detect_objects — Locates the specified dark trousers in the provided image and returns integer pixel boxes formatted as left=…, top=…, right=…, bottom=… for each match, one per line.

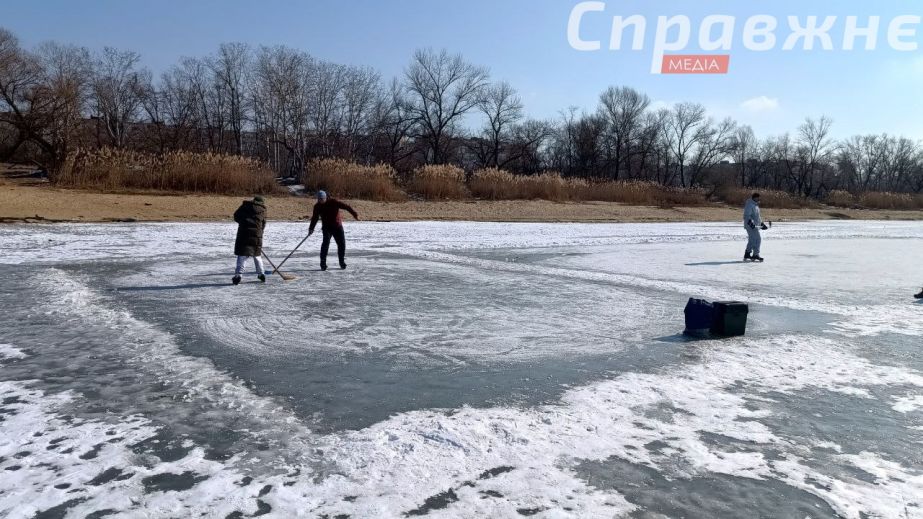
left=320, top=226, right=346, bottom=267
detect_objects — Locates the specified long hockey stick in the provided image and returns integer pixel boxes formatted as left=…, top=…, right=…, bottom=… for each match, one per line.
left=272, top=232, right=312, bottom=274
left=262, top=252, right=296, bottom=281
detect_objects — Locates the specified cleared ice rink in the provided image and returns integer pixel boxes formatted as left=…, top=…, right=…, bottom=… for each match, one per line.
left=0, top=220, right=921, bottom=518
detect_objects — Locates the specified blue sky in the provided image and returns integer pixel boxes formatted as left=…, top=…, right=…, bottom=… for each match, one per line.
left=4, top=0, right=922, bottom=139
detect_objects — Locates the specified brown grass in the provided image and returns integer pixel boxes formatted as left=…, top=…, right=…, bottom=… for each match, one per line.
left=825, top=190, right=923, bottom=210
left=825, top=190, right=858, bottom=208
left=857, top=191, right=923, bottom=210
left=469, top=169, right=578, bottom=200
left=470, top=169, right=708, bottom=206
left=582, top=181, right=707, bottom=207
left=515, top=172, right=580, bottom=201
left=303, top=158, right=405, bottom=201
left=406, top=165, right=468, bottom=199
left=469, top=168, right=519, bottom=200
left=716, top=187, right=819, bottom=209
left=54, top=148, right=281, bottom=195
left=48, top=153, right=923, bottom=211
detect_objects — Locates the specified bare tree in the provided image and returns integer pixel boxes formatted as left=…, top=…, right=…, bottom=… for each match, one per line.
left=91, top=47, right=149, bottom=148
left=731, top=125, right=756, bottom=187
left=339, top=65, right=381, bottom=160
left=796, top=116, right=834, bottom=196
left=598, top=86, right=650, bottom=180
left=370, top=78, right=417, bottom=169
left=249, top=46, right=314, bottom=177
left=634, top=109, right=670, bottom=182
left=211, top=43, right=250, bottom=154
left=548, top=108, right=607, bottom=179
left=404, top=48, right=489, bottom=164
left=664, top=102, right=707, bottom=187
left=767, top=133, right=799, bottom=192
left=309, top=60, right=345, bottom=157
left=477, top=81, right=523, bottom=168
left=503, top=119, right=551, bottom=173
left=141, top=63, right=201, bottom=152
left=688, top=116, right=736, bottom=187
left=0, top=29, right=91, bottom=169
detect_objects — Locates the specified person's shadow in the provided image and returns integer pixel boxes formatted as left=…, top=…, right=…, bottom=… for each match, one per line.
left=685, top=261, right=749, bottom=267
left=653, top=333, right=706, bottom=343
left=115, top=282, right=231, bottom=292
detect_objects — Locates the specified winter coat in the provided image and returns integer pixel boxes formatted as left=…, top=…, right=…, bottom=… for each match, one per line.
left=309, top=198, right=358, bottom=232
left=743, top=198, right=762, bottom=228
left=234, top=200, right=266, bottom=256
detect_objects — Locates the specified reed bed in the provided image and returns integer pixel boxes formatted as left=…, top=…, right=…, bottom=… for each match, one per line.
left=303, top=158, right=405, bottom=201
left=54, top=148, right=280, bottom=195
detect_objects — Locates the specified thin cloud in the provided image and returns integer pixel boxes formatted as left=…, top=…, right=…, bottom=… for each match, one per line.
left=740, top=96, right=780, bottom=113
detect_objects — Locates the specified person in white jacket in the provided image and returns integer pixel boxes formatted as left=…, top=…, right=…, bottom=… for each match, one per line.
left=743, top=193, right=768, bottom=262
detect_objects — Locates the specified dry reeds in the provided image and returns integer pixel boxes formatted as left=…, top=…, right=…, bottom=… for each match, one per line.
left=470, top=169, right=708, bottom=206
left=715, top=187, right=819, bottom=209
left=469, top=169, right=583, bottom=201
left=304, top=158, right=405, bottom=201
left=51, top=152, right=922, bottom=210
left=406, top=165, right=468, bottom=199
left=826, top=190, right=923, bottom=210
left=825, top=190, right=858, bottom=208
left=468, top=168, right=517, bottom=200
left=54, top=148, right=280, bottom=195
left=581, top=180, right=707, bottom=207
left=857, top=191, right=923, bottom=210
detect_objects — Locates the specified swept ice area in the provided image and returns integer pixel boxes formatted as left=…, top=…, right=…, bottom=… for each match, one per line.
left=0, top=220, right=921, bottom=517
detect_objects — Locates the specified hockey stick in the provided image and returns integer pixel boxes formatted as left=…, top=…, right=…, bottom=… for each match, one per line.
left=272, top=232, right=312, bottom=274
left=262, top=252, right=296, bottom=281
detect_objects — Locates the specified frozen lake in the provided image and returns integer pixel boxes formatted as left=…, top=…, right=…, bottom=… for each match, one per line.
left=0, top=220, right=921, bottom=518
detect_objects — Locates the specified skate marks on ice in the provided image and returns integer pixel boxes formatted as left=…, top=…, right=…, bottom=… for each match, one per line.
left=114, top=254, right=673, bottom=364
left=105, top=253, right=693, bottom=431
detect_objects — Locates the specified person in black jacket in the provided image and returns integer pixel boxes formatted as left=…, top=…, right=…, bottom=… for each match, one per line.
left=915, top=287, right=923, bottom=299
left=308, top=190, right=359, bottom=270
left=232, top=196, right=267, bottom=285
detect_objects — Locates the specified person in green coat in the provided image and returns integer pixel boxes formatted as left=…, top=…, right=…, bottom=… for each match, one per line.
left=232, top=196, right=267, bottom=285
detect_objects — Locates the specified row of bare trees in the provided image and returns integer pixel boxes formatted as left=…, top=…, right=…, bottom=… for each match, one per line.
left=2, top=26, right=922, bottom=195
left=527, top=90, right=923, bottom=196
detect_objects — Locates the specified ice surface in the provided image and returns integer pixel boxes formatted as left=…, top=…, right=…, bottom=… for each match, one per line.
left=0, top=220, right=921, bottom=518
left=0, top=344, right=27, bottom=361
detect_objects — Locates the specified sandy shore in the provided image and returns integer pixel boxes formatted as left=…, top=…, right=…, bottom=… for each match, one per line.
left=2, top=182, right=922, bottom=224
